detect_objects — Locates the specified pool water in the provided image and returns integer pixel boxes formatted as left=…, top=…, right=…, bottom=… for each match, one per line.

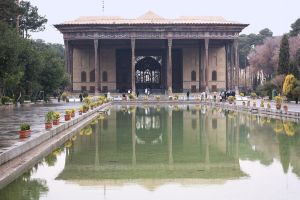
left=1, top=105, right=300, bottom=200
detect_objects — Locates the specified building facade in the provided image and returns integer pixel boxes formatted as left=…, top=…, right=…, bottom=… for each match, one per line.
left=55, top=11, right=248, bottom=93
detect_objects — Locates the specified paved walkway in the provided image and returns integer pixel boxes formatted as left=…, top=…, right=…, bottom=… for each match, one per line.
left=0, top=101, right=82, bottom=154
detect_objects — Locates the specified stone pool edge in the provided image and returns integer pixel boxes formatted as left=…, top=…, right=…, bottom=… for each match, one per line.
left=0, top=102, right=112, bottom=166
left=0, top=102, right=111, bottom=189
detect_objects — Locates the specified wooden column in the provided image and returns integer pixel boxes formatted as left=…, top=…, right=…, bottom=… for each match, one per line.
left=94, top=39, right=99, bottom=93
left=131, top=39, right=136, bottom=93
left=204, top=38, right=209, bottom=91
left=234, top=39, right=239, bottom=91
left=230, top=42, right=234, bottom=90
left=64, top=40, right=69, bottom=73
left=225, top=44, right=229, bottom=90
left=199, top=40, right=203, bottom=91
left=167, top=38, right=173, bottom=94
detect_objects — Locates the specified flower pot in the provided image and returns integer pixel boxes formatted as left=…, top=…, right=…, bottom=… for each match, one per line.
left=45, top=123, right=52, bottom=130
left=53, top=119, right=60, bottom=125
left=19, top=130, right=31, bottom=138
left=276, top=104, right=281, bottom=110
left=71, top=112, right=75, bottom=118
left=79, top=111, right=82, bottom=115
left=64, top=114, right=71, bottom=121
left=83, top=109, right=87, bottom=113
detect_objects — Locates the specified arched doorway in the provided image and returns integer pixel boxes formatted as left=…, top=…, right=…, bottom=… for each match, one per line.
left=135, top=56, right=161, bottom=92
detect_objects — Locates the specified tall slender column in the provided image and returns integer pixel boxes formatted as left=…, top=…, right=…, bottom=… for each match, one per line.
left=94, top=39, right=99, bottom=93
left=204, top=38, right=209, bottom=91
left=64, top=40, right=69, bottom=73
left=234, top=39, right=239, bottom=91
left=230, top=42, right=234, bottom=90
left=199, top=40, right=203, bottom=91
left=225, top=44, right=229, bottom=90
left=131, top=39, right=136, bottom=93
left=167, top=39, right=173, bottom=94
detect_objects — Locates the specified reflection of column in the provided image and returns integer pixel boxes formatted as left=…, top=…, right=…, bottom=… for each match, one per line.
left=132, top=111, right=136, bottom=166
left=168, top=109, right=173, bottom=166
left=131, top=39, right=136, bottom=93
left=235, top=113, right=240, bottom=160
left=167, top=39, right=173, bottom=94
left=95, top=121, right=100, bottom=167
left=94, top=39, right=99, bottom=93
left=204, top=114, right=210, bottom=170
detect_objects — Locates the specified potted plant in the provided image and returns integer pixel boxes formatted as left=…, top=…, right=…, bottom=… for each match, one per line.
left=83, top=104, right=89, bottom=113
left=71, top=108, right=75, bottom=117
left=251, top=92, right=257, bottom=99
left=45, top=111, right=54, bottom=129
left=267, top=102, right=271, bottom=110
left=19, top=123, right=31, bottom=138
left=260, top=99, right=265, bottom=108
left=155, top=95, right=160, bottom=101
left=79, top=106, right=83, bottom=115
left=64, top=109, right=72, bottom=121
left=275, top=96, right=283, bottom=110
left=283, top=104, right=288, bottom=113
left=228, top=96, right=235, bottom=104
left=53, top=112, right=60, bottom=125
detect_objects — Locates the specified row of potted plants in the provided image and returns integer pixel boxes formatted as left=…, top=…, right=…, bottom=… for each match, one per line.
left=18, top=95, right=109, bottom=138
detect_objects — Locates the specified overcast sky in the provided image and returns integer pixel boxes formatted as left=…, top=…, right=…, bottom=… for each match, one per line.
left=29, top=0, right=300, bottom=44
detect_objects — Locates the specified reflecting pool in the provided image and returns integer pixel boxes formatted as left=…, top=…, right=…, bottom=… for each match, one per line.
left=1, top=105, right=300, bottom=200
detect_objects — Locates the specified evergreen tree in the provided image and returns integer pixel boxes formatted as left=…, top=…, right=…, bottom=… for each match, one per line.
left=290, top=18, right=300, bottom=37
left=278, top=34, right=290, bottom=75
left=0, top=0, right=19, bottom=26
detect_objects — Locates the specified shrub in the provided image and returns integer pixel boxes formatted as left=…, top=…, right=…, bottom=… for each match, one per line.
left=53, top=112, right=60, bottom=120
left=1, top=96, right=12, bottom=104
left=65, top=109, right=72, bottom=115
left=155, top=95, right=160, bottom=100
left=45, top=111, right=54, bottom=123
left=292, top=86, right=300, bottom=99
left=240, top=93, right=244, bottom=97
left=83, top=91, right=89, bottom=98
left=250, top=92, right=257, bottom=99
left=84, top=97, right=92, bottom=105
left=128, top=93, right=135, bottom=100
left=228, top=96, right=235, bottom=102
left=20, top=123, right=30, bottom=131
left=71, top=108, right=75, bottom=113
left=283, top=74, right=297, bottom=98
left=61, top=92, right=68, bottom=101
left=275, top=96, right=283, bottom=104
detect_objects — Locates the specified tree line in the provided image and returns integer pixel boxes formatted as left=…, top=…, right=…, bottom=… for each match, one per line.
left=0, top=0, right=69, bottom=104
left=239, top=18, right=300, bottom=101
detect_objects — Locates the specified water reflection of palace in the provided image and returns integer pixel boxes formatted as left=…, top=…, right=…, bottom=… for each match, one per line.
left=57, top=106, right=244, bottom=185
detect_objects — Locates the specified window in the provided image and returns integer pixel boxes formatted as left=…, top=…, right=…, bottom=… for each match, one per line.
left=81, top=71, right=86, bottom=82
left=212, top=85, right=217, bottom=92
left=191, top=70, right=196, bottom=81
left=90, top=86, right=95, bottom=93
left=102, top=86, right=108, bottom=93
left=90, top=70, right=95, bottom=82
left=191, top=85, right=197, bottom=93
left=81, top=86, right=87, bottom=92
left=212, top=70, right=217, bottom=81
left=102, top=71, right=108, bottom=82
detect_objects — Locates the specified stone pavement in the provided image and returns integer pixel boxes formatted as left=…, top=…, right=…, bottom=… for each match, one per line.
left=0, top=101, right=83, bottom=154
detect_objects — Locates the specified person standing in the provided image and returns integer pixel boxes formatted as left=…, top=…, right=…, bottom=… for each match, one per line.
left=79, top=93, right=83, bottom=102
left=187, top=91, right=190, bottom=100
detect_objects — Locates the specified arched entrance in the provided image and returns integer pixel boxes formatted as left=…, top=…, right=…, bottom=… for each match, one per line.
left=135, top=56, right=162, bottom=92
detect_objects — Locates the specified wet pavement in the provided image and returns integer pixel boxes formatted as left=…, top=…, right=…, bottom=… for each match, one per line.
left=0, top=101, right=82, bottom=154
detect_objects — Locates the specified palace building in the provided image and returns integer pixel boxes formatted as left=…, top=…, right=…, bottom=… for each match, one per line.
left=55, top=11, right=248, bottom=93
